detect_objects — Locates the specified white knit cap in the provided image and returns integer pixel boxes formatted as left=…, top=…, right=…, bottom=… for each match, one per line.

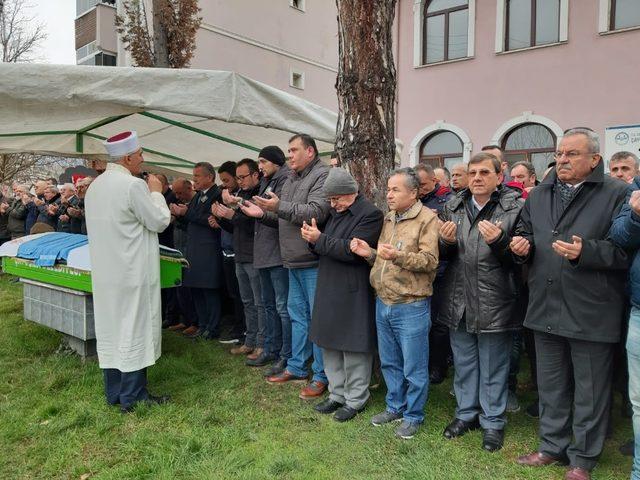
left=104, top=131, right=141, bottom=157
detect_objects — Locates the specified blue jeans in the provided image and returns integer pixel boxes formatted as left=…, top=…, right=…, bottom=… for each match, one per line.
left=285, top=267, right=326, bottom=383
left=628, top=307, right=640, bottom=480
left=376, top=297, right=431, bottom=423
left=259, top=266, right=291, bottom=360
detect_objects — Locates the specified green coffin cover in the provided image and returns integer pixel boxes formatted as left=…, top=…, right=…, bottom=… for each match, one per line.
left=1, top=256, right=182, bottom=293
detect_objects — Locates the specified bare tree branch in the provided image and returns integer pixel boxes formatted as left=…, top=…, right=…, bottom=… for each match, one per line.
left=0, top=0, right=46, bottom=63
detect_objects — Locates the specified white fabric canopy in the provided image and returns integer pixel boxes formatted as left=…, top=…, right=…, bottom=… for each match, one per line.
left=0, top=64, right=339, bottom=175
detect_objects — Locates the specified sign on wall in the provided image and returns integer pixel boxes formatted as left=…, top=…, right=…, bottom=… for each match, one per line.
left=605, top=124, right=640, bottom=170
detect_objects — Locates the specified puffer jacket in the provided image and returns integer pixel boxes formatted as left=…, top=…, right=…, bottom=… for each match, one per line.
left=275, top=158, right=330, bottom=269
left=609, top=177, right=640, bottom=308
left=369, top=201, right=439, bottom=304
left=438, top=186, right=524, bottom=333
left=610, top=176, right=640, bottom=309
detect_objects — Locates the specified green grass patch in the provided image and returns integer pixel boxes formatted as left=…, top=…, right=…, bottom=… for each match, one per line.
left=0, top=274, right=632, bottom=479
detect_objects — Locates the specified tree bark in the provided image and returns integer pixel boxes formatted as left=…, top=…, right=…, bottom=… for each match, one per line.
left=335, top=0, right=397, bottom=208
left=151, top=0, right=170, bottom=67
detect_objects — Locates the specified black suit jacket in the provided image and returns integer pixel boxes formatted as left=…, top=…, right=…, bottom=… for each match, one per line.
left=182, top=186, right=223, bottom=289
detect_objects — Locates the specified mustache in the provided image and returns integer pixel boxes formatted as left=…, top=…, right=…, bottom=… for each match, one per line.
left=557, top=165, right=572, bottom=171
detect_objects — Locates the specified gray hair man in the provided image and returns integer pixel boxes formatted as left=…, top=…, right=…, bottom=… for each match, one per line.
left=351, top=167, right=439, bottom=439
left=512, top=128, right=629, bottom=480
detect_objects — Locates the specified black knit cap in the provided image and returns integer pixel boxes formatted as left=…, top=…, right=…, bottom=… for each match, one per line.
left=258, top=145, right=286, bottom=166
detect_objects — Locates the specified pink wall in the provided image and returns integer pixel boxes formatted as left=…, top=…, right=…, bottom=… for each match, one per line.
left=191, top=0, right=339, bottom=111
left=396, top=0, right=640, bottom=164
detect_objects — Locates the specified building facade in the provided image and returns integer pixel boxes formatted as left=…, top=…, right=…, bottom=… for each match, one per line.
left=75, top=0, right=118, bottom=66
left=397, top=0, right=640, bottom=172
left=74, top=1, right=640, bottom=172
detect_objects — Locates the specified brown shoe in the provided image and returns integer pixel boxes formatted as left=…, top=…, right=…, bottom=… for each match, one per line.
left=230, top=344, right=253, bottom=355
left=565, top=468, right=590, bottom=480
left=182, top=326, right=199, bottom=336
left=246, top=348, right=263, bottom=360
left=266, top=370, right=308, bottom=384
left=517, top=452, right=562, bottom=467
left=168, top=323, right=187, bottom=331
left=299, top=380, right=328, bottom=400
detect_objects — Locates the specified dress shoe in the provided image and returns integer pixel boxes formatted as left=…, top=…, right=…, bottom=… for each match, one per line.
left=517, top=451, right=564, bottom=467
left=230, top=344, right=254, bottom=355
left=264, top=358, right=287, bottom=377
left=246, top=348, right=264, bottom=361
left=525, top=400, right=539, bottom=418
left=120, top=394, right=170, bottom=414
left=299, top=381, right=327, bottom=400
left=482, top=428, right=504, bottom=452
left=429, top=367, right=447, bottom=385
left=619, top=440, right=634, bottom=457
left=443, top=418, right=480, bottom=439
left=334, top=405, right=364, bottom=422
left=266, top=370, right=308, bottom=384
left=182, top=326, right=199, bottom=337
left=314, top=398, right=343, bottom=414
left=168, top=322, right=187, bottom=331
left=565, top=467, right=590, bottom=480
left=246, top=351, right=276, bottom=367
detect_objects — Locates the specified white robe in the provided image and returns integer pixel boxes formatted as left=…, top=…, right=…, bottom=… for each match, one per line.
left=85, top=163, right=170, bottom=372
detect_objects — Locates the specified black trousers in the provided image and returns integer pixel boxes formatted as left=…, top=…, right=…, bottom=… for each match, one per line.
left=103, top=368, right=148, bottom=409
left=535, top=331, right=614, bottom=471
left=190, top=287, right=222, bottom=335
left=222, top=255, right=245, bottom=337
left=161, top=287, right=180, bottom=325
left=176, top=286, right=197, bottom=327
left=429, top=277, right=450, bottom=372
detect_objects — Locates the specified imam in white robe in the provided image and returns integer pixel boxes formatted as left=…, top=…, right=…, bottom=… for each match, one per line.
left=85, top=163, right=170, bottom=372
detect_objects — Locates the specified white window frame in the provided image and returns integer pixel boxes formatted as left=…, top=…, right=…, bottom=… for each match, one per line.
left=290, top=0, right=306, bottom=12
left=289, top=68, right=305, bottom=90
left=490, top=111, right=564, bottom=147
left=413, top=0, right=476, bottom=68
left=599, top=0, right=640, bottom=34
left=409, top=121, right=473, bottom=166
left=495, top=0, right=569, bottom=54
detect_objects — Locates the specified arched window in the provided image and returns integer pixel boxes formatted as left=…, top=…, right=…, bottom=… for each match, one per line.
left=506, top=0, right=560, bottom=51
left=423, top=0, right=469, bottom=64
left=502, top=123, right=556, bottom=176
left=610, top=0, right=640, bottom=30
left=420, top=130, right=463, bottom=169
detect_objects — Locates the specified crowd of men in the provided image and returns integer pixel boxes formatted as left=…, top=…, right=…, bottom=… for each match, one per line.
left=3, top=129, right=640, bottom=480
left=0, top=176, right=94, bottom=241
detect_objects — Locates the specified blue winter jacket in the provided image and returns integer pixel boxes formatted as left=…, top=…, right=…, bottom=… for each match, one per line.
left=609, top=176, right=640, bottom=308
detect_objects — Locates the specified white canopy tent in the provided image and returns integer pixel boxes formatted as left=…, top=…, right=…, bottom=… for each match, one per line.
left=0, top=64, right=339, bottom=176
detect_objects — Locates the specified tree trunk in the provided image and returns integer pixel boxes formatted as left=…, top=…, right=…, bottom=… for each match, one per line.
left=335, top=0, right=397, bottom=208
left=151, top=0, right=170, bottom=67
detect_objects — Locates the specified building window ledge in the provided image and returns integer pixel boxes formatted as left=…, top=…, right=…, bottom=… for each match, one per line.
left=599, top=25, right=640, bottom=36
left=414, top=56, right=473, bottom=69
left=496, top=40, right=567, bottom=56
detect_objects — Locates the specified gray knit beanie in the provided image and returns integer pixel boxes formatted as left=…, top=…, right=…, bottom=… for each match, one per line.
left=323, top=168, right=358, bottom=196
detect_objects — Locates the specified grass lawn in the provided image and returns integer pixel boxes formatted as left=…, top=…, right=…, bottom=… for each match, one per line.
left=0, top=274, right=632, bottom=479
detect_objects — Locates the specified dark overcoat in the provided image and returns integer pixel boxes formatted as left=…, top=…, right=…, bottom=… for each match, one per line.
left=182, top=186, right=223, bottom=289
left=309, top=195, right=384, bottom=353
left=517, top=162, right=630, bottom=343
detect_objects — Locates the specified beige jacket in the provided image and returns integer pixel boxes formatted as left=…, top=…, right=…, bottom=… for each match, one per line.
left=369, top=201, right=439, bottom=304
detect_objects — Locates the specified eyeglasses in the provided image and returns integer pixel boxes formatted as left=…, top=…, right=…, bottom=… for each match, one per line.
left=235, top=173, right=253, bottom=180
left=554, top=150, right=592, bottom=160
